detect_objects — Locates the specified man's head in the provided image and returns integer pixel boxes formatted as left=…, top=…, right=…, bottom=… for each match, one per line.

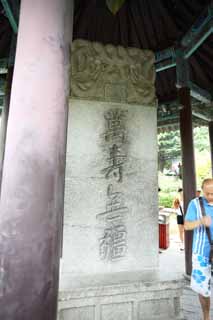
left=202, top=178, right=213, bottom=204
left=196, top=190, right=201, bottom=197
left=178, top=187, right=183, bottom=201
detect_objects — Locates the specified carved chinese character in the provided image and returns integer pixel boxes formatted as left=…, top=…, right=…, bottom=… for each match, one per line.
left=104, top=109, right=127, bottom=143
left=99, top=224, right=127, bottom=261
left=102, top=144, right=126, bottom=182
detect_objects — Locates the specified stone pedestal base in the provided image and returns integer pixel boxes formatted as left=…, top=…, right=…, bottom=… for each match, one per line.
left=58, top=271, right=185, bottom=320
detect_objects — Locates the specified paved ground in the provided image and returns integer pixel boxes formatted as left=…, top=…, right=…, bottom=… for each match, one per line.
left=160, top=213, right=213, bottom=320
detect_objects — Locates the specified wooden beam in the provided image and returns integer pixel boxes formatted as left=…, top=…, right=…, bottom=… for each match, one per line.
left=156, top=4, right=213, bottom=69
left=155, top=47, right=176, bottom=72
left=189, top=81, right=212, bottom=104
left=192, top=111, right=211, bottom=122
left=155, top=47, right=176, bottom=62
left=157, top=114, right=179, bottom=123
left=1, top=0, right=18, bottom=33
left=176, top=49, right=189, bottom=88
left=0, top=59, right=8, bottom=74
left=182, top=4, right=213, bottom=58
left=0, top=79, right=6, bottom=96
left=155, top=60, right=176, bottom=73
left=0, top=97, right=3, bottom=111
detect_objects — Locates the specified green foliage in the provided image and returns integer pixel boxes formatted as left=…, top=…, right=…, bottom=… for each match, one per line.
left=158, top=130, right=181, bottom=171
left=158, top=126, right=211, bottom=173
left=194, top=126, right=210, bottom=152
left=158, top=192, right=174, bottom=208
left=195, top=149, right=212, bottom=188
left=158, top=173, right=180, bottom=192
left=158, top=173, right=181, bottom=207
left=158, top=125, right=212, bottom=207
left=158, top=130, right=181, bottom=159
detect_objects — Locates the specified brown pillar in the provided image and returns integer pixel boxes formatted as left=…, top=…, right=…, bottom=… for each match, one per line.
left=0, top=66, right=14, bottom=192
left=209, top=121, right=213, bottom=177
left=179, top=87, right=196, bottom=276
left=0, top=1, right=73, bottom=319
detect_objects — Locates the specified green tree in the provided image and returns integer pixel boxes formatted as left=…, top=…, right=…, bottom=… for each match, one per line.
left=158, top=130, right=181, bottom=172
left=194, top=126, right=210, bottom=152
left=195, top=149, right=212, bottom=188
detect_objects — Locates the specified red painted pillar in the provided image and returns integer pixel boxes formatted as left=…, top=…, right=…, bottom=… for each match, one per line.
left=176, top=48, right=196, bottom=276
left=0, top=0, right=73, bottom=319
left=179, top=87, right=196, bottom=276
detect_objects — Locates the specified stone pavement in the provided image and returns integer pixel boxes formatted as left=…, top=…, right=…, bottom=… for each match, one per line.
left=160, top=231, right=213, bottom=320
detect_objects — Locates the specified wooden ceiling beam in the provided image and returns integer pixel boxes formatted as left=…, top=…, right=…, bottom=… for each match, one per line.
left=0, top=78, right=5, bottom=95
left=189, top=81, right=212, bottom=104
left=155, top=3, right=213, bottom=104
left=155, top=47, right=176, bottom=72
left=182, top=3, right=213, bottom=58
left=1, top=0, right=18, bottom=34
left=192, top=111, right=211, bottom=122
left=0, top=58, right=8, bottom=74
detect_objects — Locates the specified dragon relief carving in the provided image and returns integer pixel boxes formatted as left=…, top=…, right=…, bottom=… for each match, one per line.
left=70, top=39, right=156, bottom=105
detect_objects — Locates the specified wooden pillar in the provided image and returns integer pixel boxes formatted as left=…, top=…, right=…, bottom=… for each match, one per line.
left=0, top=0, right=73, bottom=319
left=179, top=87, right=196, bottom=275
left=176, top=48, right=196, bottom=276
left=209, top=121, right=213, bottom=177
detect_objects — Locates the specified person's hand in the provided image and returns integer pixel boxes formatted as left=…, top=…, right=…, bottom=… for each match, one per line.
left=201, top=216, right=212, bottom=227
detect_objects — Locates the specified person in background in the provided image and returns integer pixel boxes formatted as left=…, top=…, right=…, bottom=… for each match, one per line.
left=173, top=188, right=184, bottom=250
left=158, top=187, right=162, bottom=253
left=184, top=178, right=213, bottom=320
left=196, top=189, right=201, bottom=197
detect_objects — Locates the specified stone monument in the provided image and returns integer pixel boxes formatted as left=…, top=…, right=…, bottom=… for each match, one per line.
left=58, top=40, right=184, bottom=320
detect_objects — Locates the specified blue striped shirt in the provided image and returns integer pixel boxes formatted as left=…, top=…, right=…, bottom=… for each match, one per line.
left=185, top=197, right=213, bottom=258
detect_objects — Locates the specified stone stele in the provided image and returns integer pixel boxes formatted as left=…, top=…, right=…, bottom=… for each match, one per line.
left=59, top=40, right=184, bottom=320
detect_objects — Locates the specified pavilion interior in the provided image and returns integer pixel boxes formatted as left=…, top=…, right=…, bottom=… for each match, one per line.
left=0, top=0, right=213, bottom=129
left=0, top=1, right=213, bottom=319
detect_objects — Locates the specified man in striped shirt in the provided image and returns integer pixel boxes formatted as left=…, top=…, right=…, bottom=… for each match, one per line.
left=185, top=178, right=213, bottom=320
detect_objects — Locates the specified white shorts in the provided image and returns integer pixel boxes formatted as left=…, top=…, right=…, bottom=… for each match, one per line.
left=191, top=253, right=211, bottom=297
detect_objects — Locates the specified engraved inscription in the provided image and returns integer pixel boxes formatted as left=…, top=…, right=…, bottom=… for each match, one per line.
left=104, top=109, right=127, bottom=143
left=97, top=108, right=129, bottom=261
left=102, top=144, right=126, bottom=183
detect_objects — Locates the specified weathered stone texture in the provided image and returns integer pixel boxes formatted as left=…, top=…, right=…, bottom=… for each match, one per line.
left=70, top=40, right=156, bottom=105
left=60, top=100, right=158, bottom=285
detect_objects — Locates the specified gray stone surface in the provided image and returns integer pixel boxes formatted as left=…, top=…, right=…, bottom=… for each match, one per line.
left=58, top=219, right=188, bottom=320
left=58, top=41, right=171, bottom=320
left=101, top=302, right=132, bottom=320
left=58, top=271, right=185, bottom=320
left=59, top=306, right=95, bottom=320
left=60, top=99, right=158, bottom=287
left=181, top=282, right=213, bottom=320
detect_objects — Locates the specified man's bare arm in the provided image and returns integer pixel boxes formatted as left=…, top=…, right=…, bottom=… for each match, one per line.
left=184, top=216, right=211, bottom=230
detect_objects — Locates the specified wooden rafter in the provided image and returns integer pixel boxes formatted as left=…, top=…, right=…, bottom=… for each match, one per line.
left=1, top=0, right=18, bottom=34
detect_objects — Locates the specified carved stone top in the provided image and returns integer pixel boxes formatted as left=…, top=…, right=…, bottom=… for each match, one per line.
left=70, top=39, right=156, bottom=106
